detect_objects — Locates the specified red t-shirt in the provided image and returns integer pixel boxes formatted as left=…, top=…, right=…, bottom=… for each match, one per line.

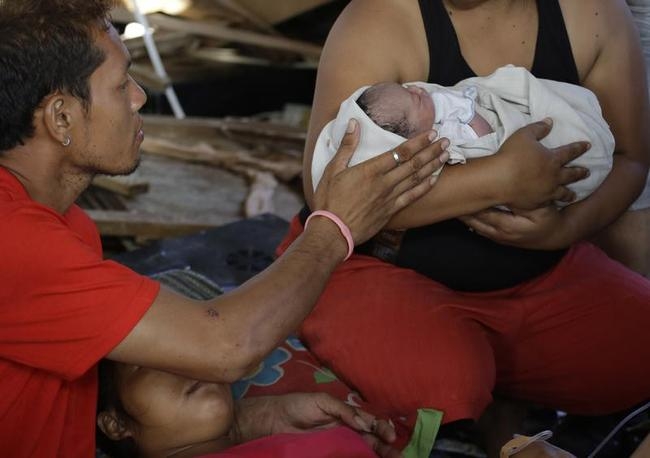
left=0, top=168, right=160, bottom=457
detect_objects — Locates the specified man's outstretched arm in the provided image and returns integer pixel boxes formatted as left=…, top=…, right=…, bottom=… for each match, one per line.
left=108, top=124, right=448, bottom=382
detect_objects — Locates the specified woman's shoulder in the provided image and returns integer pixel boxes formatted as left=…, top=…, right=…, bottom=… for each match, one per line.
left=330, top=0, right=429, bottom=79
left=334, top=0, right=424, bottom=47
left=559, top=0, right=636, bottom=82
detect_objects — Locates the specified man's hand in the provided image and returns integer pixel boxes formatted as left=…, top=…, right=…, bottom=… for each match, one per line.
left=233, top=393, right=400, bottom=458
left=495, top=119, right=591, bottom=210
left=313, top=119, right=449, bottom=245
left=459, top=206, right=571, bottom=250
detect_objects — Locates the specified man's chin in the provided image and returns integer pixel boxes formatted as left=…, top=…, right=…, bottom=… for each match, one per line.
left=103, top=157, right=141, bottom=177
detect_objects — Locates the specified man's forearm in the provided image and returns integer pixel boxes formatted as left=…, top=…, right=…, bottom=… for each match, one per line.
left=213, top=217, right=347, bottom=377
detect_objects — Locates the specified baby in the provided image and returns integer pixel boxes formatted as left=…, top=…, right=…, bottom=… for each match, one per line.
left=356, top=81, right=494, bottom=142
left=312, top=66, right=616, bottom=207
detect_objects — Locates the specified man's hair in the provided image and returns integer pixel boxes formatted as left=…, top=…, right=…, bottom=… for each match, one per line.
left=356, top=85, right=412, bottom=138
left=0, top=0, right=117, bottom=152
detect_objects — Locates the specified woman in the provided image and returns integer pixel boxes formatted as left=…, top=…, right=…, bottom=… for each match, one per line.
left=277, top=0, right=650, bottom=455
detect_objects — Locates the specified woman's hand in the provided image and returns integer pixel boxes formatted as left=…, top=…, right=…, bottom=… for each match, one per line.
left=495, top=119, right=591, bottom=210
left=313, top=119, right=448, bottom=245
left=459, top=206, right=572, bottom=250
left=233, top=393, right=400, bottom=458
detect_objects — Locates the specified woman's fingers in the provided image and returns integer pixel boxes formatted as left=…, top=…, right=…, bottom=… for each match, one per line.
left=552, top=186, right=577, bottom=203
left=557, top=164, right=590, bottom=186
left=552, top=140, right=591, bottom=167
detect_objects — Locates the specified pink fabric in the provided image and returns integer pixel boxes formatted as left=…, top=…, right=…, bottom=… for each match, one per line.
left=200, top=426, right=377, bottom=458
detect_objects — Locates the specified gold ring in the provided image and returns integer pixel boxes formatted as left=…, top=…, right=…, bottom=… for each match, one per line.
left=392, top=151, right=401, bottom=166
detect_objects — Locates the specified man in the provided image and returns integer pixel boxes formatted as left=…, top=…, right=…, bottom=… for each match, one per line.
left=0, top=1, right=448, bottom=456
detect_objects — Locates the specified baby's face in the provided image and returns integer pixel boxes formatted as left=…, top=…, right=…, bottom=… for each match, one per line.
left=115, top=363, right=234, bottom=451
left=375, top=82, right=435, bottom=137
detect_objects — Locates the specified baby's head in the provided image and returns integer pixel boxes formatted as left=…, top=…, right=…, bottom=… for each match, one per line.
left=356, top=82, right=435, bottom=138
left=97, top=359, right=234, bottom=458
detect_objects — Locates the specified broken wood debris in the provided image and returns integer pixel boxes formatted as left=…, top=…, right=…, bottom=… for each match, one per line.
left=112, top=0, right=335, bottom=92
left=92, top=174, right=150, bottom=198
left=87, top=209, right=232, bottom=239
left=142, top=114, right=306, bottom=155
left=140, top=136, right=302, bottom=182
left=147, top=13, right=322, bottom=59
left=80, top=113, right=306, bottom=242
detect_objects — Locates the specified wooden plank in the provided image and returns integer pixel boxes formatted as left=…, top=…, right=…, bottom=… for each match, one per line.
left=234, top=0, right=336, bottom=25
left=140, top=136, right=302, bottom=181
left=92, top=175, right=150, bottom=198
left=129, top=62, right=170, bottom=91
left=123, top=31, right=199, bottom=60
left=147, top=13, right=322, bottom=58
left=86, top=209, right=232, bottom=239
left=210, top=0, right=279, bottom=35
left=142, top=114, right=307, bottom=143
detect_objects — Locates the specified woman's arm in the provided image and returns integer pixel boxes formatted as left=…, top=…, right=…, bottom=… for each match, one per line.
left=559, top=0, right=650, bottom=241
left=462, top=0, right=650, bottom=249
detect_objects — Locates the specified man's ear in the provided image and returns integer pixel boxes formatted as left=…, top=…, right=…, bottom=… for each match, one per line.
left=97, top=410, right=133, bottom=441
left=41, top=93, right=77, bottom=145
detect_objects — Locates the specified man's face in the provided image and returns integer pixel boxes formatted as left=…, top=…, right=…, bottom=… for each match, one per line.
left=115, top=363, right=234, bottom=451
left=69, top=25, right=147, bottom=176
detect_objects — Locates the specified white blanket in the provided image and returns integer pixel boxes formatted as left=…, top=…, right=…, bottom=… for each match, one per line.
left=312, top=66, right=615, bottom=206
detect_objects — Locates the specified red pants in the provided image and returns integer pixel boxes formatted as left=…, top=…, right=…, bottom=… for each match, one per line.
left=278, top=216, right=650, bottom=424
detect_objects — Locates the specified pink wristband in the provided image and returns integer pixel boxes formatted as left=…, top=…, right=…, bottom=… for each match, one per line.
left=305, top=210, right=355, bottom=261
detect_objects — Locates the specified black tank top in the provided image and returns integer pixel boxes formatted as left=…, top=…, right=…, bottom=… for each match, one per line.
left=393, top=0, right=579, bottom=291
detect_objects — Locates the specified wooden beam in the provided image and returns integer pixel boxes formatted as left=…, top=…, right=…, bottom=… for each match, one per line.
left=92, top=175, right=150, bottom=198
left=235, top=0, right=336, bottom=25
left=87, top=209, right=233, bottom=239
left=123, top=31, right=198, bottom=60
left=148, top=13, right=322, bottom=58
left=140, top=136, right=302, bottom=181
left=142, top=114, right=307, bottom=143
left=210, top=0, right=279, bottom=35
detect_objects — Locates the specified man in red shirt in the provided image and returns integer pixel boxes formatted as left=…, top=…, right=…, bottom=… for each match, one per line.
left=0, top=1, right=450, bottom=456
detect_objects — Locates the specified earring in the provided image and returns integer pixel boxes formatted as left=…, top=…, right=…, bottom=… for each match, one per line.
left=62, top=137, right=71, bottom=147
